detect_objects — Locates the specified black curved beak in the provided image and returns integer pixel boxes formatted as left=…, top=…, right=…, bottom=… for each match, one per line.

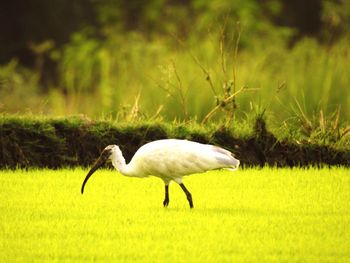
left=81, top=150, right=110, bottom=194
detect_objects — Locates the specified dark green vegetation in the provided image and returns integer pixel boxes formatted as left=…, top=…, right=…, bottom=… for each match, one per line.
left=1, top=2, right=349, bottom=164
left=1, top=1, right=350, bottom=124
left=0, top=116, right=349, bottom=169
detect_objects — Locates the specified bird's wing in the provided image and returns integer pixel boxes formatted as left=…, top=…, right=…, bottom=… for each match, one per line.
left=130, top=140, right=239, bottom=177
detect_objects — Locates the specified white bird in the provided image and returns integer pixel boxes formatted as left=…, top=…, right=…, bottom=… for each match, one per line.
left=81, top=139, right=240, bottom=208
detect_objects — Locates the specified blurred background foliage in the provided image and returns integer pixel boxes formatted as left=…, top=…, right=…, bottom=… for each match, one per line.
left=0, top=0, right=349, bottom=134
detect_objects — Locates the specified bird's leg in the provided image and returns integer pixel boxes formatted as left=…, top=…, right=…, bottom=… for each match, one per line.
left=179, top=183, right=193, bottom=208
left=163, top=184, right=169, bottom=207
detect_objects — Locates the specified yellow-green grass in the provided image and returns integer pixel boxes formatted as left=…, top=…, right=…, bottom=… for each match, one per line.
left=1, top=167, right=349, bottom=262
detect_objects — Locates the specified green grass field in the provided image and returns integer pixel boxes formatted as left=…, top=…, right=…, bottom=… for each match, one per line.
left=1, top=167, right=350, bottom=262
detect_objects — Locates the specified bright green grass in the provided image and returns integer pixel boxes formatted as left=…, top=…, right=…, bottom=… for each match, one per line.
left=1, top=168, right=350, bottom=262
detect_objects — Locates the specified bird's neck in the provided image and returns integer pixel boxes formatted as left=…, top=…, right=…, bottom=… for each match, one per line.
left=111, top=151, right=135, bottom=177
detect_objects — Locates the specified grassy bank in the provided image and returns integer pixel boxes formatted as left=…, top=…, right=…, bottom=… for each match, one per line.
left=0, top=115, right=349, bottom=168
left=1, top=168, right=349, bottom=262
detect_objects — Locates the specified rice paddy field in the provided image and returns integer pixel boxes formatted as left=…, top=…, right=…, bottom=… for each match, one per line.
left=1, top=167, right=350, bottom=262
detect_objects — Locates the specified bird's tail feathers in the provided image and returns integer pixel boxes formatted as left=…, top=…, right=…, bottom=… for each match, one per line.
left=224, top=159, right=240, bottom=172
left=224, top=166, right=239, bottom=172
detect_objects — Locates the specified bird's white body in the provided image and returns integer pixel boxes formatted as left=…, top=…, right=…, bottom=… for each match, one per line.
left=110, top=139, right=240, bottom=184
left=82, top=139, right=240, bottom=208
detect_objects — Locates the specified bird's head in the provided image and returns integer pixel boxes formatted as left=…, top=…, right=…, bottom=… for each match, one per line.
left=81, top=145, right=120, bottom=194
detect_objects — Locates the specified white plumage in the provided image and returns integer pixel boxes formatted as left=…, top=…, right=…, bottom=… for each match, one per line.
left=81, top=139, right=240, bottom=208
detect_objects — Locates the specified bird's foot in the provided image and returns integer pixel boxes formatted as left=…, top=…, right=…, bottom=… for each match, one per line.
left=188, top=199, right=194, bottom=209
left=163, top=198, right=169, bottom=207
left=186, top=192, right=193, bottom=208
